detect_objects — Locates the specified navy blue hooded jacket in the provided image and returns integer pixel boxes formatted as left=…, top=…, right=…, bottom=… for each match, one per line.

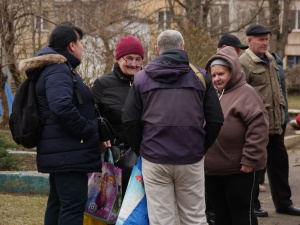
left=272, top=53, right=290, bottom=125
left=122, top=49, right=224, bottom=164
left=19, top=47, right=102, bottom=173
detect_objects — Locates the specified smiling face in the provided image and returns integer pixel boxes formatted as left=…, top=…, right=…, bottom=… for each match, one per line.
left=210, top=65, right=231, bottom=91
left=117, top=54, right=143, bottom=77
left=248, top=34, right=268, bottom=57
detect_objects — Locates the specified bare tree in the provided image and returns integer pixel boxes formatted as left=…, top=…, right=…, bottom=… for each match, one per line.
left=268, top=0, right=294, bottom=59
left=0, top=0, right=31, bottom=125
left=50, top=0, right=149, bottom=82
left=0, top=0, right=52, bottom=125
left=0, top=0, right=33, bottom=88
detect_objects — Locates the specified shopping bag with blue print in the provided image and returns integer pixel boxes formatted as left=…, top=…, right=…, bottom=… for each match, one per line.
left=85, top=148, right=122, bottom=224
left=116, top=156, right=149, bottom=225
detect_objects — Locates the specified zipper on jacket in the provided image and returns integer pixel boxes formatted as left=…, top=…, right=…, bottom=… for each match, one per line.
left=80, top=139, right=83, bottom=143
left=129, top=80, right=132, bottom=86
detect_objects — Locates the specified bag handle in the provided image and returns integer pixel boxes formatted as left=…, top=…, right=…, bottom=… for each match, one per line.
left=189, top=63, right=206, bottom=90
left=101, top=148, right=114, bottom=165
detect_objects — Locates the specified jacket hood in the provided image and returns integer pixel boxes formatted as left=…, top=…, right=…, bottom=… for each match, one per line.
left=144, top=49, right=190, bottom=83
left=205, top=46, right=246, bottom=93
left=272, top=52, right=283, bottom=67
left=19, top=47, right=67, bottom=80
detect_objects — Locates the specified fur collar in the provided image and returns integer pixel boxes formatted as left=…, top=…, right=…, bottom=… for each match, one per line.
left=19, top=54, right=67, bottom=72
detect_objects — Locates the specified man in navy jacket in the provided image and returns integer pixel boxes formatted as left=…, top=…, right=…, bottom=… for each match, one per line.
left=122, top=30, right=223, bottom=225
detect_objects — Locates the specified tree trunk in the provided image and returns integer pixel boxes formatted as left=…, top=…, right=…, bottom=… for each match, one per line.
left=268, top=0, right=293, bottom=58
left=103, top=38, right=114, bottom=75
left=202, top=0, right=213, bottom=31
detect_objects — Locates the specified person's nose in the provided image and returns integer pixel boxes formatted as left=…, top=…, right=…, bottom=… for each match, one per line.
left=131, top=61, right=138, bottom=66
left=263, top=40, right=268, bottom=46
left=213, top=76, right=219, bottom=85
left=214, top=75, right=221, bottom=81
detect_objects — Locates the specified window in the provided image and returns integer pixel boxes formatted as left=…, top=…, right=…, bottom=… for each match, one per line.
left=249, top=9, right=266, bottom=26
left=296, top=10, right=300, bottom=29
left=157, top=11, right=171, bottom=31
left=34, top=12, right=49, bottom=31
left=286, top=56, right=299, bottom=68
left=207, top=4, right=229, bottom=35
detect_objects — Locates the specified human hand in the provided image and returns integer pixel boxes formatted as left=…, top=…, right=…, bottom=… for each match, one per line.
left=100, top=140, right=111, bottom=152
left=240, top=164, right=253, bottom=173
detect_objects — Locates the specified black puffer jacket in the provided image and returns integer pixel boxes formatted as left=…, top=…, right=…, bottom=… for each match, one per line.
left=19, top=47, right=102, bottom=173
left=91, top=63, right=134, bottom=144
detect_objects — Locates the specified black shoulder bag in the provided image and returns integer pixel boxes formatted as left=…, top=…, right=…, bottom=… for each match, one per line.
left=67, top=62, right=116, bottom=142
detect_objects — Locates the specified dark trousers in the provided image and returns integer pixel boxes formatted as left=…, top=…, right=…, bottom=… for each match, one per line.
left=206, top=172, right=258, bottom=225
left=253, top=133, right=292, bottom=210
left=258, top=124, right=287, bottom=185
left=44, top=173, right=88, bottom=225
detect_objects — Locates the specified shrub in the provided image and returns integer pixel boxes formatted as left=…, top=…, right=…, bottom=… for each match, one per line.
left=0, top=133, right=20, bottom=170
left=0, top=147, right=19, bottom=170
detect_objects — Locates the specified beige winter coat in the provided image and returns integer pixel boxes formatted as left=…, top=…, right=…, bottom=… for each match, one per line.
left=240, top=49, right=285, bottom=135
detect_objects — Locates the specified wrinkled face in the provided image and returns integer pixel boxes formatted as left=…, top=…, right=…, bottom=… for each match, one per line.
left=210, top=65, right=231, bottom=90
left=72, top=39, right=84, bottom=61
left=248, top=34, right=268, bottom=57
left=117, top=54, right=143, bottom=77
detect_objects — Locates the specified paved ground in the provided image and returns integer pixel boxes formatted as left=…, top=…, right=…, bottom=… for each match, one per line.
left=2, top=121, right=300, bottom=224
left=175, top=143, right=300, bottom=225
left=256, top=146, right=300, bottom=225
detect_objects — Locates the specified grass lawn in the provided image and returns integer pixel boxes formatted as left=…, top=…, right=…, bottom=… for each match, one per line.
left=0, top=191, right=47, bottom=225
left=287, top=95, right=300, bottom=110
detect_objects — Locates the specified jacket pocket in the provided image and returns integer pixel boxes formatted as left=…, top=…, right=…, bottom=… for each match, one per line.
left=205, top=139, right=234, bottom=172
left=249, top=69, right=267, bottom=86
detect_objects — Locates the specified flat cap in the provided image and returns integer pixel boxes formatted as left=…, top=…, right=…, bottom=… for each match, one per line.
left=246, top=25, right=271, bottom=36
left=218, top=34, right=248, bottom=49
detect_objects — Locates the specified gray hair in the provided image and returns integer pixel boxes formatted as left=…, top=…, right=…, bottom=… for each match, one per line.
left=157, top=30, right=184, bottom=54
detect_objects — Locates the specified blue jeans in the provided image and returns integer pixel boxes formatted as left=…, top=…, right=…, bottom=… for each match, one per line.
left=44, top=172, right=88, bottom=225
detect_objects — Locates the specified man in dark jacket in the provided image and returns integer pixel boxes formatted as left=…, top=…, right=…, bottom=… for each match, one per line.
left=240, top=24, right=300, bottom=217
left=19, top=23, right=102, bottom=225
left=272, top=53, right=290, bottom=135
left=122, top=30, right=224, bottom=225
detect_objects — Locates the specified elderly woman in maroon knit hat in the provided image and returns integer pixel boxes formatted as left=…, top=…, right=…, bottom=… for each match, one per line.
left=91, top=36, right=144, bottom=198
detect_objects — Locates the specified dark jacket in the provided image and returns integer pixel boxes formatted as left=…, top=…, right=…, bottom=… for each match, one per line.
left=91, top=63, right=133, bottom=144
left=205, top=47, right=268, bottom=175
left=122, top=49, right=224, bottom=164
left=272, top=53, right=290, bottom=125
left=19, top=47, right=102, bottom=173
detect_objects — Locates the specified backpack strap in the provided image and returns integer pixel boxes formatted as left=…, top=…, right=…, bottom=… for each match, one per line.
left=189, top=63, right=206, bottom=90
left=66, top=61, right=84, bottom=105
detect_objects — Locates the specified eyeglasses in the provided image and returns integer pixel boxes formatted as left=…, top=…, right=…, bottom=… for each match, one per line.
left=122, top=56, right=143, bottom=67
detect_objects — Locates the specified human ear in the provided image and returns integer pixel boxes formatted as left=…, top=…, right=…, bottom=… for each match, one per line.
left=155, top=45, right=159, bottom=56
left=67, top=42, right=75, bottom=53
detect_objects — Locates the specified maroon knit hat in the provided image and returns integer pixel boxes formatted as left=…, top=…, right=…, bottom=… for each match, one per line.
left=115, top=36, right=144, bottom=60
